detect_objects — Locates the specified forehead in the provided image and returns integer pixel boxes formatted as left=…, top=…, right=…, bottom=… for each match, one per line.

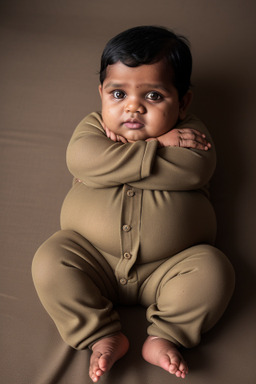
left=103, top=59, right=174, bottom=88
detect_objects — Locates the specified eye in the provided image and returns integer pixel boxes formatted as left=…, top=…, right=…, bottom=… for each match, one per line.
left=146, top=91, right=163, bottom=101
left=112, top=90, right=126, bottom=99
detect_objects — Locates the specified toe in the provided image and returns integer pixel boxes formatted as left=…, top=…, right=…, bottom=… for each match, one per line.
left=177, top=370, right=186, bottom=379
left=168, top=356, right=180, bottom=374
left=90, top=368, right=104, bottom=382
left=180, top=363, right=188, bottom=374
left=175, top=370, right=182, bottom=378
left=89, top=371, right=98, bottom=383
left=159, top=354, right=176, bottom=373
left=176, top=361, right=188, bottom=379
left=89, top=352, right=103, bottom=382
left=169, top=362, right=179, bottom=374
left=98, top=354, right=111, bottom=372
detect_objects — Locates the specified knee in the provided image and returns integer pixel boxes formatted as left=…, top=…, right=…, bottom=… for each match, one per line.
left=32, top=231, right=65, bottom=294
left=201, top=245, right=235, bottom=297
left=196, top=245, right=235, bottom=328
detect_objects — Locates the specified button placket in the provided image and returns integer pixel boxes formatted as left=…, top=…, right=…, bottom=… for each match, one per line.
left=116, top=185, right=142, bottom=301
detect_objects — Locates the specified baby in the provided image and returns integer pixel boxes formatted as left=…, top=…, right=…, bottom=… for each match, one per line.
left=32, top=26, right=235, bottom=381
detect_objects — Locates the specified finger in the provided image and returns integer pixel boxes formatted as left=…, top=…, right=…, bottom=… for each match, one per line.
left=178, top=131, right=211, bottom=148
left=178, top=128, right=205, bottom=137
left=179, top=138, right=210, bottom=150
left=117, top=135, right=128, bottom=144
left=178, top=130, right=205, bottom=142
left=104, top=127, right=111, bottom=138
left=178, top=128, right=208, bottom=142
left=104, top=127, right=118, bottom=142
left=109, top=131, right=118, bottom=142
left=185, top=136, right=211, bottom=149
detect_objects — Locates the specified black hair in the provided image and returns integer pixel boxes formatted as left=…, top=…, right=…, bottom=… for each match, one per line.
left=99, top=26, right=192, bottom=100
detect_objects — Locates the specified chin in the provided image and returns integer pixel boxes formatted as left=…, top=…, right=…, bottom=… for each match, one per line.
left=127, top=133, right=147, bottom=141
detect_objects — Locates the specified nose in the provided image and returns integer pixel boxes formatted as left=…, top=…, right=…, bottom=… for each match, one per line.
left=125, top=98, right=146, bottom=114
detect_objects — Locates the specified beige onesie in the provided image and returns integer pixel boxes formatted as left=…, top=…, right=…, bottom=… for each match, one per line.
left=32, top=112, right=235, bottom=350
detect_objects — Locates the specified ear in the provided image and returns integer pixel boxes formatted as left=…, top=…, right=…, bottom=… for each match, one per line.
left=179, top=90, right=193, bottom=120
left=98, top=84, right=103, bottom=99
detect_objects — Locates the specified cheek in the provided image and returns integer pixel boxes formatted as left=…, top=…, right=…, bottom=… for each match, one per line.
left=102, top=105, right=121, bottom=131
left=163, top=105, right=180, bottom=122
left=157, top=110, right=171, bottom=126
left=153, top=108, right=179, bottom=133
left=102, top=101, right=112, bottom=117
left=103, top=108, right=118, bottom=122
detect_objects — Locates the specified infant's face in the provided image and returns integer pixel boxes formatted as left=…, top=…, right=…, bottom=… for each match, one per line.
left=99, top=59, right=184, bottom=141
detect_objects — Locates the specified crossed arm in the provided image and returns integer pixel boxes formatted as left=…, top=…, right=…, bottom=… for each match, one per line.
left=67, top=112, right=216, bottom=191
left=104, top=123, right=211, bottom=151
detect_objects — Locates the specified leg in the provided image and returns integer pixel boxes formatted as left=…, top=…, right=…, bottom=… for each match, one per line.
left=32, top=230, right=129, bottom=381
left=140, top=244, right=235, bottom=377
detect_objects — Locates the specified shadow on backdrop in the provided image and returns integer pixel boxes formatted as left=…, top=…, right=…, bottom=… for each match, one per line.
left=191, top=72, right=256, bottom=340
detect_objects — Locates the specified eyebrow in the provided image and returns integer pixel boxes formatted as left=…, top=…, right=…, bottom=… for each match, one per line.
left=104, top=82, right=170, bottom=92
left=104, top=82, right=126, bottom=89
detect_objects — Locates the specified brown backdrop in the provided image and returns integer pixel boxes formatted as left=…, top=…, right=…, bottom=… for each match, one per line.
left=1, top=1, right=256, bottom=383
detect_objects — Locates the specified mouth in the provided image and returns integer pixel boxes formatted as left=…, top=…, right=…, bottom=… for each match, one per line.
left=123, top=119, right=144, bottom=129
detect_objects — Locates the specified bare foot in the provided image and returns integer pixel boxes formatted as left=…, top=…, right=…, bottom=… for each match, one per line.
left=89, top=332, right=129, bottom=382
left=142, top=336, right=188, bottom=379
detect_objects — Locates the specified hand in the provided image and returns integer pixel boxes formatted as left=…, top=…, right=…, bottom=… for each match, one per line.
left=103, top=125, right=128, bottom=144
left=156, top=128, right=211, bottom=150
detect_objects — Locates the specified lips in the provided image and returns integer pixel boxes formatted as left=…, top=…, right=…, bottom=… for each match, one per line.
left=123, top=119, right=144, bottom=129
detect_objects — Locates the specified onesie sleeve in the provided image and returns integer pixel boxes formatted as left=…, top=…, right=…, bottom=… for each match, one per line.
left=66, top=112, right=158, bottom=188
left=129, top=115, right=217, bottom=191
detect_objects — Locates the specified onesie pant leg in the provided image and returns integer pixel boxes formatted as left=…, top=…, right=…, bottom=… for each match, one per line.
left=139, top=244, right=235, bottom=348
left=32, top=230, right=121, bottom=350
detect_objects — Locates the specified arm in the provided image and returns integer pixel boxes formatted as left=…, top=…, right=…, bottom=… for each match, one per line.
left=129, top=115, right=216, bottom=191
left=66, top=112, right=158, bottom=188
left=67, top=112, right=216, bottom=191
left=102, top=114, right=216, bottom=191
